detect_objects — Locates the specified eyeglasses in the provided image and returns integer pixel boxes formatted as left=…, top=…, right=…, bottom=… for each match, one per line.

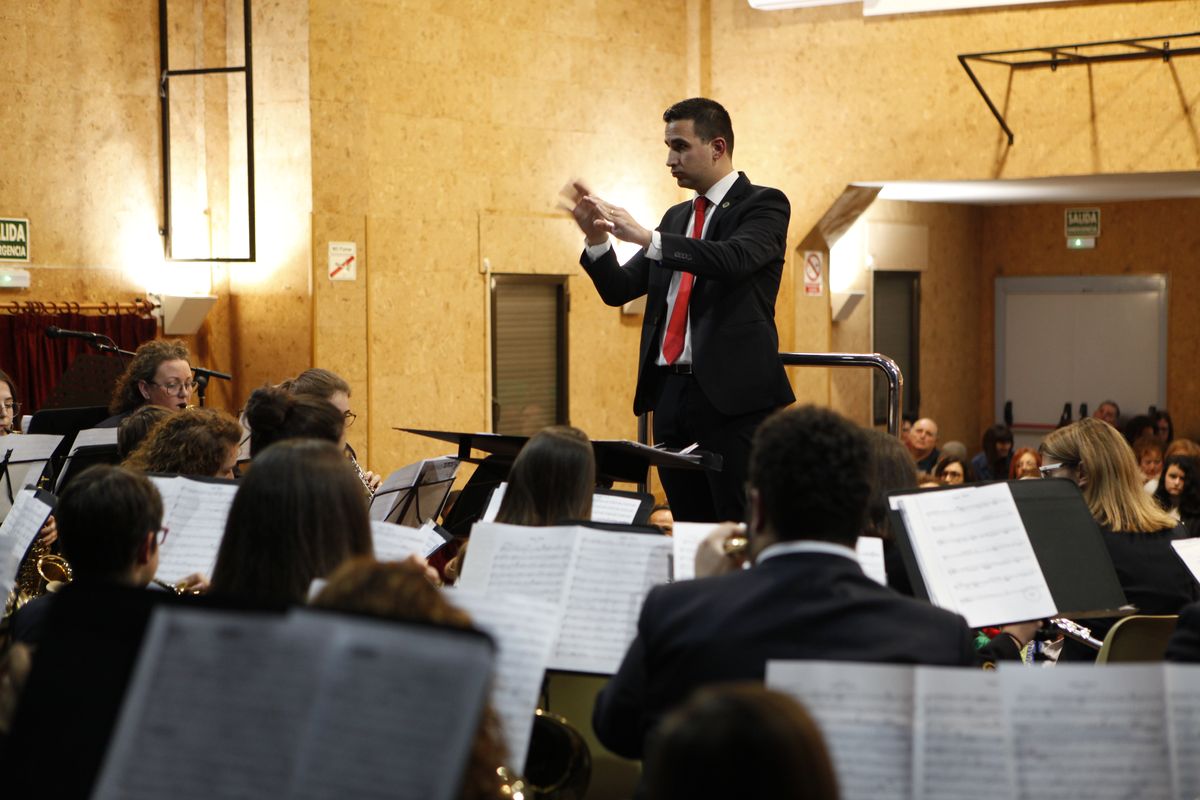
left=148, top=380, right=198, bottom=395
left=343, top=410, right=357, bottom=428
left=1, top=401, right=20, bottom=413
left=1038, top=462, right=1074, bottom=478
left=155, top=527, right=170, bottom=546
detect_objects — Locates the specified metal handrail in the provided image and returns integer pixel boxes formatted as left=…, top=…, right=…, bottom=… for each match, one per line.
left=779, top=352, right=904, bottom=437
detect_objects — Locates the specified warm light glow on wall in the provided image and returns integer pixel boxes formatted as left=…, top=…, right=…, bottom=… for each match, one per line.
left=830, top=215, right=868, bottom=293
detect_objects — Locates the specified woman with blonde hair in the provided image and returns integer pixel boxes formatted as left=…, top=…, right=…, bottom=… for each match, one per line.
left=1040, top=417, right=1199, bottom=660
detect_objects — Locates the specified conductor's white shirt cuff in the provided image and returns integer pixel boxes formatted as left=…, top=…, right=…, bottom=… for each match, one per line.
left=646, top=231, right=662, bottom=261
left=584, top=239, right=611, bottom=261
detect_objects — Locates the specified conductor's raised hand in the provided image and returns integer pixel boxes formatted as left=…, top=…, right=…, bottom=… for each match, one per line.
left=561, top=179, right=614, bottom=246
left=594, top=202, right=652, bottom=248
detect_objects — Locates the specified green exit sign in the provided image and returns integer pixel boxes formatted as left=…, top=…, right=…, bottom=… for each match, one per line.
left=0, top=218, right=29, bottom=262
left=1065, top=208, right=1100, bottom=238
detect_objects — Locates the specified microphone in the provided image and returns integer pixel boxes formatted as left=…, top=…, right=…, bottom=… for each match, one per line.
left=45, top=325, right=104, bottom=342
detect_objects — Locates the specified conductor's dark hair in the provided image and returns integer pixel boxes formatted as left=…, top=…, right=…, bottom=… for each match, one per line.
left=749, top=405, right=870, bottom=545
left=108, top=339, right=191, bottom=414
left=211, top=439, right=372, bottom=605
left=643, top=683, right=840, bottom=800
left=281, top=367, right=351, bottom=401
left=496, top=425, right=595, bottom=526
left=663, top=97, right=734, bottom=155
left=243, top=385, right=343, bottom=457
left=864, top=429, right=917, bottom=538
left=57, top=465, right=163, bottom=580
left=117, top=404, right=172, bottom=459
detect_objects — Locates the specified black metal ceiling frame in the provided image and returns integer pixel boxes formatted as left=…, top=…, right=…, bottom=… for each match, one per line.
left=959, top=31, right=1200, bottom=146
left=158, top=0, right=256, bottom=262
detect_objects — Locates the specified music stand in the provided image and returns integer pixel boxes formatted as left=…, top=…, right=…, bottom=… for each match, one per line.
left=0, top=435, right=63, bottom=517
left=370, top=457, right=460, bottom=528
left=55, top=444, right=121, bottom=494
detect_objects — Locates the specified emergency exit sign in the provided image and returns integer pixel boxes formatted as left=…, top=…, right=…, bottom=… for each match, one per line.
left=1065, top=208, right=1100, bottom=238
left=0, top=218, right=29, bottom=262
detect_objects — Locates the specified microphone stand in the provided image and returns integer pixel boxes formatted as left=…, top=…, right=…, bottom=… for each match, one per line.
left=91, top=342, right=233, bottom=408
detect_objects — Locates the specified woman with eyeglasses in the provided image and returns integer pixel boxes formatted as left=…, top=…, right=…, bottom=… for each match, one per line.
left=1039, top=417, right=1199, bottom=661
left=0, top=368, right=21, bottom=435
left=281, top=368, right=381, bottom=492
left=97, top=339, right=194, bottom=428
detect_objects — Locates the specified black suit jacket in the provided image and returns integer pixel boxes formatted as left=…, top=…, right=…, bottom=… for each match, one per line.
left=592, top=552, right=978, bottom=760
left=580, top=172, right=796, bottom=417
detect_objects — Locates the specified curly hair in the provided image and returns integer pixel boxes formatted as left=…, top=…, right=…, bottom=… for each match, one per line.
left=243, top=384, right=343, bottom=457
left=116, top=405, right=173, bottom=459
left=312, top=557, right=509, bottom=798
left=123, top=407, right=241, bottom=477
left=749, top=405, right=870, bottom=544
left=108, top=339, right=191, bottom=414
left=1008, top=447, right=1041, bottom=479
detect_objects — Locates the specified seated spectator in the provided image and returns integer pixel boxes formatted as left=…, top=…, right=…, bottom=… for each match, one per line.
left=282, top=367, right=381, bottom=491
left=98, top=339, right=193, bottom=428
left=1150, top=439, right=1200, bottom=493
left=122, top=407, right=242, bottom=479
left=0, top=368, right=20, bottom=435
left=310, top=557, right=507, bottom=800
left=1124, top=414, right=1155, bottom=446
left=971, top=424, right=1013, bottom=481
left=649, top=503, right=674, bottom=536
left=209, top=439, right=373, bottom=606
left=642, top=683, right=839, bottom=800
left=116, top=405, right=172, bottom=460
left=1093, top=399, right=1120, bottom=428
left=1133, top=435, right=1165, bottom=486
left=933, top=454, right=972, bottom=485
left=1152, top=456, right=1200, bottom=535
left=242, top=384, right=344, bottom=457
left=863, top=430, right=917, bottom=596
left=905, top=417, right=940, bottom=472
left=1152, top=409, right=1174, bottom=445
left=592, top=406, right=1030, bottom=760
left=900, top=412, right=916, bottom=445
left=1009, top=447, right=1041, bottom=479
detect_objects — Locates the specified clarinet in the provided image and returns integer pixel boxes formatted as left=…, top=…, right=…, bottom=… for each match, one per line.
left=346, top=446, right=376, bottom=499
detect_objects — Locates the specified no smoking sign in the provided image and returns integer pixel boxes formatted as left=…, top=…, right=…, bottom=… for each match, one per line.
left=802, top=251, right=824, bottom=297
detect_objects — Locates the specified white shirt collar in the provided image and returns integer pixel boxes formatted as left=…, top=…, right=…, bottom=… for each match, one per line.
left=700, top=170, right=740, bottom=208
left=755, top=539, right=860, bottom=565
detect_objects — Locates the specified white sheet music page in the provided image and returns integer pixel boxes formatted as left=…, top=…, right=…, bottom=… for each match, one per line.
left=370, top=520, right=445, bottom=562
left=92, top=607, right=324, bottom=800
left=0, top=489, right=53, bottom=596
left=855, top=536, right=888, bottom=586
left=0, top=433, right=62, bottom=512
left=456, top=522, right=577, bottom=605
left=891, top=484, right=1056, bottom=627
left=670, top=522, right=716, bottom=581
left=448, top=589, right=561, bottom=771
left=1002, top=664, right=1170, bottom=800
left=287, top=612, right=494, bottom=800
left=152, top=477, right=238, bottom=583
left=590, top=492, right=643, bottom=524
left=552, top=529, right=671, bottom=674
left=914, top=666, right=1015, bottom=800
left=1165, top=663, right=1200, bottom=800
left=68, top=426, right=118, bottom=454
left=1170, top=538, right=1200, bottom=584
left=480, top=483, right=507, bottom=522
left=767, top=660, right=914, bottom=800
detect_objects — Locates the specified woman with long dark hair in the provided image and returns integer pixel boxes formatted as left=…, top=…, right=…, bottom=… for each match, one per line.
left=970, top=424, right=1013, bottom=481
left=1153, top=455, right=1200, bottom=536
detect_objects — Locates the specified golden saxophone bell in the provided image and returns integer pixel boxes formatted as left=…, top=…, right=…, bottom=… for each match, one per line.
left=36, top=554, right=73, bottom=588
left=722, top=535, right=749, bottom=556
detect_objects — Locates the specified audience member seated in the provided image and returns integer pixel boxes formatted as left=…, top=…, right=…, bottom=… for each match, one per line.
left=209, top=439, right=373, bottom=606
left=1092, top=399, right=1120, bottom=428
left=1040, top=418, right=1199, bottom=661
left=933, top=454, right=971, bottom=485
left=971, top=423, right=1013, bottom=481
left=649, top=503, right=674, bottom=536
left=899, top=412, right=916, bottom=445
left=97, top=339, right=193, bottom=427
left=0, top=368, right=20, bottom=435
left=863, top=430, right=917, bottom=596
left=1152, top=409, right=1174, bottom=445
left=282, top=367, right=381, bottom=491
left=940, top=440, right=967, bottom=464
left=1124, top=414, right=1155, bottom=446
left=1009, top=447, right=1041, bottom=479
left=1152, top=455, right=1200, bottom=536
left=243, top=384, right=344, bottom=457
left=642, top=683, right=839, bottom=800
left=310, top=557, right=507, bottom=800
left=1133, top=435, right=1165, bottom=487
left=122, top=407, right=242, bottom=479
left=115, top=405, right=172, bottom=460
left=905, top=417, right=940, bottom=472
left=592, top=406, right=1029, bottom=761
left=1150, top=439, right=1200, bottom=493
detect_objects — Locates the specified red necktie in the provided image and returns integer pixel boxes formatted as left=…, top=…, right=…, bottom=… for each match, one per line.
left=662, top=196, right=707, bottom=364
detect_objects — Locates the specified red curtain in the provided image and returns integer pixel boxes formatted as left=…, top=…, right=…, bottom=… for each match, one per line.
left=0, top=313, right=158, bottom=414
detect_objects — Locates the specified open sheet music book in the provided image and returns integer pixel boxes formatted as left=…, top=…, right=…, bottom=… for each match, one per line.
left=149, top=476, right=239, bottom=584
left=767, top=660, right=1200, bottom=800
left=481, top=484, right=651, bottom=526
left=0, top=489, right=55, bottom=596
left=68, top=427, right=119, bottom=454
left=447, top=589, right=560, bottom=771
left=0, top=433, right=63, bottom=517
left=370, top=520, right=447, bottom=563
left=456, top=523, right=671, bottom=674
left=92, top=606, right=495, bottom=800
left=1172, top=538, right=1200, bottom=584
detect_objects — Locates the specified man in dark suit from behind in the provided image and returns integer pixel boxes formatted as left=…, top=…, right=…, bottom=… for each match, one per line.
left=592, top=404, right=986, bottom=760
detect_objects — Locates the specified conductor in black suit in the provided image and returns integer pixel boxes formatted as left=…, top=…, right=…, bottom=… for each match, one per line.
left=568, top=98, right=795, bottom=522
left=592, top=405, right=1023, bottom=761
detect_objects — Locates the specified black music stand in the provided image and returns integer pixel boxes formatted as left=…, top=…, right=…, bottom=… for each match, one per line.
left=55, top=444, right=121, bottom=494
left=27, top=406, right=109, bottom=436
left=371, top=459, right=460, bottom=528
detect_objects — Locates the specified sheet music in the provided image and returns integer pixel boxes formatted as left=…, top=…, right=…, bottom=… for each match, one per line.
left=591, top=492, right=643, bottom=524
left=480, top=483, right=506, bottom=523
left=855, top=536, right=888, bottom=586
left=767, top=660, right=914, bottom=800
left=0, top=434, right=62, bottom=517
left=151, top=476, right=238, bottom=583
left=370, top=520, right=445, bottom=562
left=1170, top=538, right=1200, bottom=584
left=914, top=667, right=1015, bottom=800
left=1002, top=665, right=1170, bottom=800
left=458, top=522, right=576, bottom=604
left=1165, top=664, right=1200, bottom=800
left=448, top=589, right=561, bottom=770
left=890, top=484, right=1056, bottom=627
left=0, top=489, right=53, bottom=596
left=288, top=612, right=494, bottom=800
left=68, top=426, right=119, bottom=454
left=670, top=521, right=717, bottom=581
left=552, top=529, right=671, bottom=674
